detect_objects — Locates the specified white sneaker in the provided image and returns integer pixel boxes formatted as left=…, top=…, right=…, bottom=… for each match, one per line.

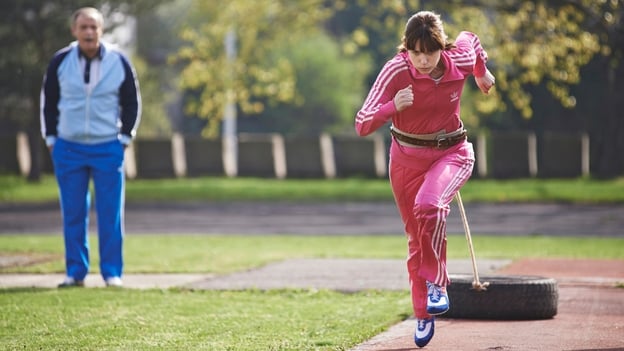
left=105, top=277, right=123, bottom=287
left=414, top=317, right=435, bottom=348
left=426, top=282, right=449, bottom=315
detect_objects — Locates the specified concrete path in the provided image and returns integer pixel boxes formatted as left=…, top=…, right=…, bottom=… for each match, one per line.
left=350, top=258, right=624, bottom=351
left=0, top=258, right=508, bottom=290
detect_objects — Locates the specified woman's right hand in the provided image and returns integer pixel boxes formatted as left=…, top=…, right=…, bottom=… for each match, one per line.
left=475, top=69, right=495, bottom=94
left=393, top=85, right=414, bottom=112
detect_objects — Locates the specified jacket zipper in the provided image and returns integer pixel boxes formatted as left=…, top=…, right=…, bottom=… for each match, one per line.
left=85, top=88, right=91, bottom=143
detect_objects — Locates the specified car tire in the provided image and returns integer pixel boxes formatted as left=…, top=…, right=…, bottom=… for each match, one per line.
left=444, top=274, right=558, bottom=320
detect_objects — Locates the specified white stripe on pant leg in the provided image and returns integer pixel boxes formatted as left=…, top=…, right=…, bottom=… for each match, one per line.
left=432, top=209, right=445, bottom=285
left=431, top=161, right=473, bottom=285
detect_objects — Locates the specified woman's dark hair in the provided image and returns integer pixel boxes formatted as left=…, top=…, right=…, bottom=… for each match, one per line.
left=398, top=11, right=454, bottom=53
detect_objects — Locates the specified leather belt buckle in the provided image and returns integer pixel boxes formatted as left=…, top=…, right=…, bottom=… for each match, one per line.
left=436, top=137, right=447, bottom=149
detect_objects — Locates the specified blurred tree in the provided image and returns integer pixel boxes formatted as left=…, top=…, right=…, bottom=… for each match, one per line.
left=171, top=0, right=330, bottom=137
left=156, top=0, right=623, bottom=175
left=328, top=1, right=597, bottom=124
left=239, top=31, right=371, bottom=135
left=132, top=56, right=172, bottom=138
left=135, top=0, right=193, bottom=135
left=0, top=0, right=166, bottom=181
left=444, top=0, right=623, bottom=176
left=328, top=0, right=624, bottom=176
left=324, top=0, right=420, bottom=86
left=572, top=0, right=624, bottom=177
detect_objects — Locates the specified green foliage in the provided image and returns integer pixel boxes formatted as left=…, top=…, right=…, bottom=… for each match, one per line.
left=134, top=0, right=195, bottom=136
left=244, top=31, right=372, bottom=135
left=0, top=0, right=168, bottom=127
left=485, top=2, right=601, bottom=118
left=132, top=56, right=173, bottom=137
left=172, top=0, right=330, bottom=137
left=0, top=0, right=170, bottom=182
left=328, top=0, right=620, bottom=123
left=2, top=0, right=624, bottom=175
left=326, top=0, right=420, bottom=83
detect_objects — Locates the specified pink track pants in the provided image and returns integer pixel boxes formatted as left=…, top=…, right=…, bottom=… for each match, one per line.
left=389, top=140, right=474, bottom=318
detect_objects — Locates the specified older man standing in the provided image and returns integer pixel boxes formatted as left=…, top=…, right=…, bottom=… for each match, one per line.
left=40, top=7, right=141, bottom=288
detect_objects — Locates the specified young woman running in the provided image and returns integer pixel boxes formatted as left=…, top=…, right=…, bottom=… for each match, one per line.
left=355, top=10, right=495, bottom=347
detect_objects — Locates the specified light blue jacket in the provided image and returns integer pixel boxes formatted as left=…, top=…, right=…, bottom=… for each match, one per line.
left=41, top=41, right=141, bottom=146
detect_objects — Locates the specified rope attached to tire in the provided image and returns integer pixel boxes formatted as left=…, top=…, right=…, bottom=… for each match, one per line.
left=449, top=192, right=559, bottom=320
left=455, top=191, right=490, bottom=292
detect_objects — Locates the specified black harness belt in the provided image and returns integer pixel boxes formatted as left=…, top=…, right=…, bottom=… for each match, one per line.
left=390, top=127, right=467, bottom=149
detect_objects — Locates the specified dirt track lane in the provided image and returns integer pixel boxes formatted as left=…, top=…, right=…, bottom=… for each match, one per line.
left=1, top=201, right=623, bottom=236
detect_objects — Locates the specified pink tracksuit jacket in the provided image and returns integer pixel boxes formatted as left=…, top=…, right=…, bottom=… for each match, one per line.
left=355, top=31, right=488, bottom=318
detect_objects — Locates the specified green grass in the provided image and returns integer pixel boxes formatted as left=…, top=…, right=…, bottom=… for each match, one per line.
left=2, top=234, right=623, bottom=350
left=2, top=234, right=623, bottom=274
left=2, top=175, right=624, bottom=203
left=2, top=174, right=623, bottom=350
left=1, top=288, right=411, bottom=351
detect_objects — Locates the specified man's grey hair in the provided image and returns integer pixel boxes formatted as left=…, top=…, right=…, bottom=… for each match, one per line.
left=71, top=7, right=104, bottom=27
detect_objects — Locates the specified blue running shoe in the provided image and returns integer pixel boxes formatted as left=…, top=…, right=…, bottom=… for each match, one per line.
left=414, top=317, right=435, bottom=348
left=426, top=282, right=449, bottom=315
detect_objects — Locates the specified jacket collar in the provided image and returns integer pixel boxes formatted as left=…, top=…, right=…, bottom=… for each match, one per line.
left=400, top=51, right=464, bottom=82
left=73, top=41, right=107, bottom=60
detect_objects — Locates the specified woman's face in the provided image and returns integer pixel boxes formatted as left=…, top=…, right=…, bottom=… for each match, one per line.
left=408, top=40, right=441, bottom=75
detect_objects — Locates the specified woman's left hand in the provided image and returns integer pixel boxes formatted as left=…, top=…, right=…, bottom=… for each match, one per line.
left=475, top=69, right=495, bottom=94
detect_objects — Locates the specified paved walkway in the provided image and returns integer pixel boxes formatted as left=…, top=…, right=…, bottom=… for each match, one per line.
left=0, top=258, right=508, bottom=290
left=351, top=258, right=624, bottom=351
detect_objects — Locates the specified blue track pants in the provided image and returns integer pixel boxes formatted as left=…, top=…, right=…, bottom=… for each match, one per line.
left=52, top=138, right=125, bottom=281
